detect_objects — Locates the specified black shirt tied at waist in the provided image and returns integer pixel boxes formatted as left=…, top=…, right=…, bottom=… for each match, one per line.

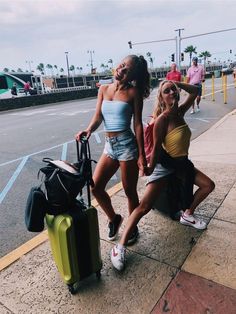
left=159, top=148, right=195, bottom=210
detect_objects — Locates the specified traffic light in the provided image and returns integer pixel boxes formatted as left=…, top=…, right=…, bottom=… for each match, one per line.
left=128, top=41, right=132, bottom=49
left=181, top=53, right=184, bottom=61
left=230, top=49, right=232, bottom=53
left=171, top=53, right=175, bottom=62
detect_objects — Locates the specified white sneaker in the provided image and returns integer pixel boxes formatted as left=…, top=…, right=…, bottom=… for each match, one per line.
left=190, top=109, right=195, bottom=114
left=196, top=107, right=200, bottom=112
left=180, top=213, right=207, bottom=230
left=111, top=244, right=125, bottom=271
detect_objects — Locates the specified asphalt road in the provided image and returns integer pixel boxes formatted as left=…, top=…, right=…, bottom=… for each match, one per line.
left=1, top=76, right=236, bottom=257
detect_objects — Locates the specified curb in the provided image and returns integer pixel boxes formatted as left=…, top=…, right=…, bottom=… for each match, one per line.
left=0, top=182, right=123, bottom=271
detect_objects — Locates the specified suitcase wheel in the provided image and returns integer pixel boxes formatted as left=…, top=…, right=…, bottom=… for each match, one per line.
left=96, top=270, right=101, bottom=279
left=68, top=282, right=79, bottom=295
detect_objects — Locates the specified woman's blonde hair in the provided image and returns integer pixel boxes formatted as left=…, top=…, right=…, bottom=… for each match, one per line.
left=153, top=80, right=179, bottom=118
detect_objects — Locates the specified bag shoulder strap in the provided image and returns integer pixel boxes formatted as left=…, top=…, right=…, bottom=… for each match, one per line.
left=76, top=139, right=94, bottom=206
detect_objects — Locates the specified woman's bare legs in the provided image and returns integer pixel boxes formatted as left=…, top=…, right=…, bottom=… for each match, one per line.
left=120, top=160, right=139, bottom=215
left=185, top=168, right=215, bottom=215
left=92, top=154, right=119, bottom=222
left=119, top=178, right=167, bottom=246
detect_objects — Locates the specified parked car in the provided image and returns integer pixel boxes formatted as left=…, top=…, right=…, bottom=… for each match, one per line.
left=221, top=66, right=232, bottom=73
left=96, top=77, right=113, bottom=88
left=222, top=66, right=229, bottom=72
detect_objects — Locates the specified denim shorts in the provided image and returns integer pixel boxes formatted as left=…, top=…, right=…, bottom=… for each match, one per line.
left=146, top=163, right=174, bottom=185
left=103, top=129, right=138, bottom=161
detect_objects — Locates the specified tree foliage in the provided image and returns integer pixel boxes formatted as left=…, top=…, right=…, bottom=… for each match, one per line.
left=184, top=45, right=197, bottom=66
left=199, top=51, right=211, bottom=69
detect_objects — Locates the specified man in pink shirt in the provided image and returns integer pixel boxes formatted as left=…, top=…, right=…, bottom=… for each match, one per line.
left=186, top=57, right=205, bottom=114
left=166, top=63, right=182, bottom=82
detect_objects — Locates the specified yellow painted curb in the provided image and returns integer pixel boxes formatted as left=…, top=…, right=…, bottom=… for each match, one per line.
left=0, top=182, right=123, bottom=271
left=0, top=231, right=48, bottom=271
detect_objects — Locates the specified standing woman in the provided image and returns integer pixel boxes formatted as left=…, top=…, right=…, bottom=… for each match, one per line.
left=75, top=55, right=150, bottom=244
left=111, top=80, right=215, bottom=271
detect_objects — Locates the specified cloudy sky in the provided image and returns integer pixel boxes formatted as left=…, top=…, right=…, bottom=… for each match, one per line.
left=1, top=0, right=236, bottom=74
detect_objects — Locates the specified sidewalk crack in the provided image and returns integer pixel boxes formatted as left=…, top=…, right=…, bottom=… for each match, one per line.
left=0, top=301, right=15, bottom=313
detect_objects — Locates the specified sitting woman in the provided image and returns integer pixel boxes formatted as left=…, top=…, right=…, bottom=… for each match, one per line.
left=110, top=80, right=215, bottom=271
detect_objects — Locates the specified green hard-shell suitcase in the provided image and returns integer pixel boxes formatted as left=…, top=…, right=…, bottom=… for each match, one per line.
left=46, top=202, right=102, bottom=294
left=45, top=139, right=102, bottom=294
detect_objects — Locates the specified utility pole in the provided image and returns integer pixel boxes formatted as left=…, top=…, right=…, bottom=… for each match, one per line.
left=65, top=52, right=70, bottom=77
left=175, top=28, right=184, bottom=68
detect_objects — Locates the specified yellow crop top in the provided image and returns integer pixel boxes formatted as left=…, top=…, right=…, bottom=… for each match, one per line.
left=162, top=124, right=191, bottom=158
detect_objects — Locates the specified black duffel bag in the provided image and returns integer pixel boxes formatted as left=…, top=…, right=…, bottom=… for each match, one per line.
left=25, top=185, right=49, bottom=232
left=40, top=139, right=95, bottom=211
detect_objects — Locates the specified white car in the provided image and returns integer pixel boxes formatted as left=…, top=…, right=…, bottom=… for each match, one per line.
left=221, top=66, right=230, bottom=73
left=96, top=77, right=113, bottom=88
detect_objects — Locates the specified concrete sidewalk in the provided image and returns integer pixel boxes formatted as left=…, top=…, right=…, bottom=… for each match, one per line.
left=0, top=110, right=236, bottom=314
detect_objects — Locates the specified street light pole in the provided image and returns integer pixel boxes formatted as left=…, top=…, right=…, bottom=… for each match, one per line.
left=87, top=50, right=95, bottom=74
left=65, top=52, right=70, bottom=77
left=26, top=60, right=33, bottom=72
left=175, top=28, right=184, bottom=68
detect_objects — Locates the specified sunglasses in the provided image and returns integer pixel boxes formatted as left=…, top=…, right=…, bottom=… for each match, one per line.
left=163, top=86, right=177, bottom=94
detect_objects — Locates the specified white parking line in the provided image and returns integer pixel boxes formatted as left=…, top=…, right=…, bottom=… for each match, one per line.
left=0, top=156, right=29, bottom=204
left=194, top=118, right=210, bottom=123
left=0, top=133, right=105, bottom=203
left=0, top=140, right=74, bottom=167
left=10, top=109, right=96, bottom=117
left=93, top=132, right=102, bottom=143
left=9, top=109, right=56, bottom=116
left=61, top=143, right=68, bottom=160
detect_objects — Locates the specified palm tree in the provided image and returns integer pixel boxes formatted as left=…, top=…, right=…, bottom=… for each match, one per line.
left=3, top=68, right=9, bottom=72
left=69, top=65, right=75, bottom=76
left=146, top=52, right=154, bottom=68
left=184, top=45, right=197, bottom=66
left=108, top=59, right=113, bottom=69
left=198, top=51, right=211, bottom=70
left=69, top=65, right=75, bottom=86
left=37, top=63, right=45, bottom=74
left=46, top=64, right=53, bottom=76
left=54, top=65, right=59, bottom=76
left=100, top=63, right=106, bottom=73
left=76, top=66, right=83, bottom=74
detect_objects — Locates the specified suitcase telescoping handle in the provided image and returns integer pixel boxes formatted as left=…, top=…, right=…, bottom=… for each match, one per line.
left=76, top=138, right=92, bottom=207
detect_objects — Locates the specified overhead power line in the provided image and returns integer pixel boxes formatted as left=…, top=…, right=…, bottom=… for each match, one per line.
left=182, top=27, right=236, bottom=40
left=128, top=27, right=236, bottom=68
